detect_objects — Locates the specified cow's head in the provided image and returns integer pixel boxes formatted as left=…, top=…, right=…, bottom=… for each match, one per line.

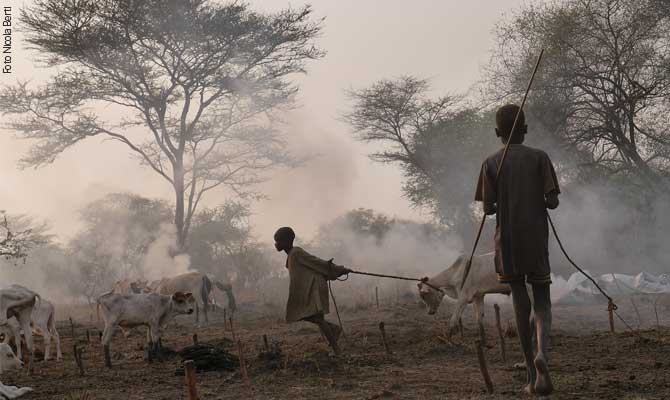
left=417, top=282, right=444, bottom=315
left=171, top=292, right=196, bottom=315
left=0, top=343, right=22, bottom=372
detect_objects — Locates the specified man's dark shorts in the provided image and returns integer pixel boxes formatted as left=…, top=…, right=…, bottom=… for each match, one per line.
left=497, top=272, right=552, bottom=285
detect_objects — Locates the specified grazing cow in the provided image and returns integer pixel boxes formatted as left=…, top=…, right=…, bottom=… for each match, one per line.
left=418, top=252, right=511, bottom=340
left=0, top=286, right=40, bottom=371
left=0, top=299, right=62, bottom=362
left=154, top=272, right=235, bottom=323
left=97, top=291, right=196, bottom=357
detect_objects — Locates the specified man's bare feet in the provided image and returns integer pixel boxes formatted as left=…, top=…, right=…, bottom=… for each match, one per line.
left=534, top=355, right=554, bottom=396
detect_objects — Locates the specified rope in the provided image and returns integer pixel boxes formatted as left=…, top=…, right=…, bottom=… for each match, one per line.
left=547, top=212, right=642, bottom=338
left=326, top=262, right=444, bottom=343
left=346, top=270, right=445, bottom=294
left=460, top=49, right=545, bottom=290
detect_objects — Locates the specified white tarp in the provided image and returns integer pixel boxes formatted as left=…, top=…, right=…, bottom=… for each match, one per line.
left=552, top=271, right=670, bottom=304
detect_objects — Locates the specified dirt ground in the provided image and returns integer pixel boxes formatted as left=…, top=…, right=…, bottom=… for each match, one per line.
left=3, top=296, right=670, bottom=400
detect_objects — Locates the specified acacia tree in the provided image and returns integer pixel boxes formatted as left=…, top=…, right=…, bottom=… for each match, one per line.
left=487, top=0, right=670, bottom=192
left=0, top=212, right=51, bottom=261
left=343, top=77, right=496, bottom=237
left=1, top=0, right=324, bottom=249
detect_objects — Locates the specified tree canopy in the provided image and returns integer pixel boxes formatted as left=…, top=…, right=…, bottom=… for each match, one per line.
left=343, top=77, right=497, bottom=237
left=2, top=0, right=324, bottom=249
left=486, top=0, right=670, bottom=193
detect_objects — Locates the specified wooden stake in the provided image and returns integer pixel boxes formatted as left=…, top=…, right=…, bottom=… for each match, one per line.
left=184, top=360, right=199, bottom=400
left=73, top=344, right=85, bottom=376
left=475, top=339, right=494, bottom=393
left=654, top=297, right=662, bottom=339
left=263, top=334, right=269, bottom=353
left=192, top=333, right=198, bottom=346
left=69, top=317, right=75, bottom=339
left=230, top=317, right=253, bottom=396
left=493, top=304, right=506, bottom=362
left=375, top=287, right=379, bottom=309
left=103, top=344, right=111, bottom=369
left=223, top=309, right=227, bottom=332
left=608, top=300, right=615, bottom=334
left=86, top=329, right=90, bottom=343
left=378, top=322, right=391, bottom=355
left=236, top=339, right=252, bottom=393
left=147, top=341, right=153, bottom=364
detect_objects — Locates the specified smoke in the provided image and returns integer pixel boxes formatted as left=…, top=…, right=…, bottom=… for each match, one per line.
left=545, top=182, right=670, bottom=276
left=140, top=223, right=190, bottom=281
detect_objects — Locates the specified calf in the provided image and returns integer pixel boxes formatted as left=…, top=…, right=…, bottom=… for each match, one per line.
left=0, top=286, right=40, bottom=372
left=418, top=252, right=511, bottom=341
left=0, top=299, right=62, bottom=362
left=0, top=343, right=22, bottom=373
left=97, top=291, right=196, bottom=358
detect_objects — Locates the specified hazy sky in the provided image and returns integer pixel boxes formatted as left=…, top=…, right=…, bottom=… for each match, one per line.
left=0, top=0, right=525, bottom=243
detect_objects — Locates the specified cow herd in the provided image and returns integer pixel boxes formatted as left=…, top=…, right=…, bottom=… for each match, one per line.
left=0, top=271, right=236, bottom=398
left=0, top=256, right=513, bottom=398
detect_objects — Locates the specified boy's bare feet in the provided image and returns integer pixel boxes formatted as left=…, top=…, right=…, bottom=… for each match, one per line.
left=534, top=355, right=554, bottom=396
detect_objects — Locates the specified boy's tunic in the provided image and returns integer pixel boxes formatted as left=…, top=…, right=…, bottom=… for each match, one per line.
left=475, top=144, right=560, bottom=283
left=285, top=247, right=346, bottom=322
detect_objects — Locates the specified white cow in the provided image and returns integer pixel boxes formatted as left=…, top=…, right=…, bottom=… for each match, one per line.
left=0, top=286, right=40, bottom=371
left=418, top=252, right=511, bottom=339
left=0, top=342, right=32, bottom=399
left=97, top=291, right=196, bottom=357
left=0, top=299, right=62, bottom=362
left=154, top=272, right=235, bottom=323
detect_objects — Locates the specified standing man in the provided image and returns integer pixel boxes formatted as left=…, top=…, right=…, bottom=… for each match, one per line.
left=274, top=226, right=350, bottom=354
left=475, top=104, right=560, bottom=396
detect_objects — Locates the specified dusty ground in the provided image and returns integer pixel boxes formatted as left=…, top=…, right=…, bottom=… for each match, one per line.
left=3, top=296, right=670, bottom=400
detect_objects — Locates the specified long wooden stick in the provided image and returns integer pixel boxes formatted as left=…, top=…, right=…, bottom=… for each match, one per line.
left=460, top=49, right=545, bottom=290
left=475, top=339, right=494, bottom=393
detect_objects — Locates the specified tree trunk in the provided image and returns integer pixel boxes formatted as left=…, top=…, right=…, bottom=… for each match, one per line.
left=174, top=162, right=187, bottom=252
